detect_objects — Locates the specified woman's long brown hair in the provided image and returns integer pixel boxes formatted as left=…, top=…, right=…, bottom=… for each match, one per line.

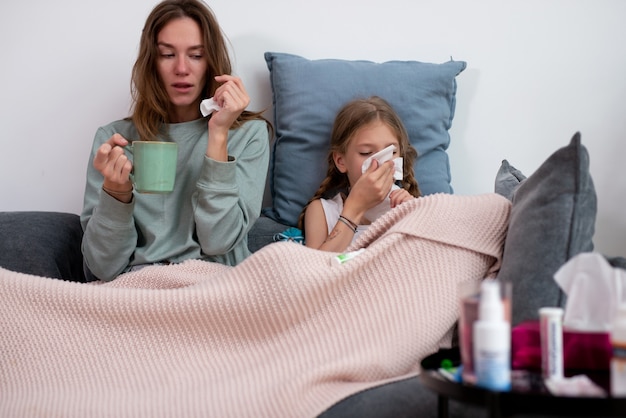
left=130, top=0, right=269, bottom=141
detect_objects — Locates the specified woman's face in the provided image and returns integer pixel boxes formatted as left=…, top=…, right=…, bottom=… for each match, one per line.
left=334, top=120, right=400, bottom=187
left=156, top=17, right=208, bottom=123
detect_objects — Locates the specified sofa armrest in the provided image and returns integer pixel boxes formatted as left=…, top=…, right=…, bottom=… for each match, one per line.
left=0, top=211, right=85, bottom=282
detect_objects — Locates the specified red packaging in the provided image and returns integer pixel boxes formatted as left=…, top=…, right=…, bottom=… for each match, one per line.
left=512, top=320, right=611, bottom=371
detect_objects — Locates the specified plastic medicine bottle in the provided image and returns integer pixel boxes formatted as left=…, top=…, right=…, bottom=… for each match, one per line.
left=611, top=304, right=626, bottom=396
left=539, top=307, right=564, bottom=381
left=473, top=280, right=511, bottom=391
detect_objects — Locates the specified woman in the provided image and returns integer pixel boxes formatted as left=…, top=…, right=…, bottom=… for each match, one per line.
left=81, top=0, right=270, bottom=281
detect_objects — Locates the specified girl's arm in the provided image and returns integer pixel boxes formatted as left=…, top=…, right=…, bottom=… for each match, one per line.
left=304, top=200, right=356, bottom=252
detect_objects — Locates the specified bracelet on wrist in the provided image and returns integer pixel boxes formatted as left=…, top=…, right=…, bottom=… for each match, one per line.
left=337, top=215, right=358, bottom=233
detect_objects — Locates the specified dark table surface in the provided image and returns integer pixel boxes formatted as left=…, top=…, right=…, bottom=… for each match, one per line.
left=420, top=348, right=626, bottom=418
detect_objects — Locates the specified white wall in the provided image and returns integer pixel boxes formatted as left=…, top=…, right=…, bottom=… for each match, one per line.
left=2, top=0, right=625, bottom=257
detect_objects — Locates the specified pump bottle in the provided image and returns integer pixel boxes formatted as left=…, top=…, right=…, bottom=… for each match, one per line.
left=473, top=279, right=511, bottom=391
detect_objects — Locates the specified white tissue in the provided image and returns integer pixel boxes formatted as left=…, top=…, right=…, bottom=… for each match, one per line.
left=544, top=374, right=607, bottom=397
left=554, top=252, right=626, bottom=332
left=361, top=144, right=403, bottom=180
left=200, top=97, right=222, bottom=117
left=360, top=145, right=404, bottom=223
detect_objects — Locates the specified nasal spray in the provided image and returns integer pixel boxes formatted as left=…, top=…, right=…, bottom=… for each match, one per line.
left=473, top=279, right=511, bottom=391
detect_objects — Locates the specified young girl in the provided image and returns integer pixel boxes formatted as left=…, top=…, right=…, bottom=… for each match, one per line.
left=298, top=96, right=421, bottom=252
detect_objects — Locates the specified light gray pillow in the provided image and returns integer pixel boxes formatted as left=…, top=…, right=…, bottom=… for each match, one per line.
left=496, top=132, right=597, bottom=326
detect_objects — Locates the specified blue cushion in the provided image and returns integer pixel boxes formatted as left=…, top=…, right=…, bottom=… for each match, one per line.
left=263, top=52, right=466, bottom=227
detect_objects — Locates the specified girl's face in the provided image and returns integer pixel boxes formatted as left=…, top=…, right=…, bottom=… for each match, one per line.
left=156, top=17, right=208, bottom=123
left=334, top=120, right=400, bottom=187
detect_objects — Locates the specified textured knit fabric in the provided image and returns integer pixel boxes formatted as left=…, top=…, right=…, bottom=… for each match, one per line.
left=80, top=118, right=269, bottom=281
left=1, top=193, right=510, bottom=418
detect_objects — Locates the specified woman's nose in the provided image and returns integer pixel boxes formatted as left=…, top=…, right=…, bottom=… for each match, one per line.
left=175, top=56, right=189, bottom=75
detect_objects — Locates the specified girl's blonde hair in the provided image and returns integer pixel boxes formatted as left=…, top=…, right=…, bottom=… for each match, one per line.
left=297, top=96, right=421, bottom=230
left=130, top=0, right=269, bottom=140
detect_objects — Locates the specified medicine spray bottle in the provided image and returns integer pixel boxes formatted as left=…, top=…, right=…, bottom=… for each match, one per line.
left=473, top=279, right=511, bottom=391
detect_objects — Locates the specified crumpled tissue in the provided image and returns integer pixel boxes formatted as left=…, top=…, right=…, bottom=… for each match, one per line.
left=200, top=97, right=221, bottom=117
left=361, top=144, right=403, bottom=180
left=555, top=252, right=626, bottom=332
left=360, top=145, right=404, bottom=223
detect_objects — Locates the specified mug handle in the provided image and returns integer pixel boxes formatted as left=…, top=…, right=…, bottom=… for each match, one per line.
left=123, top=142, right=135, bottom=184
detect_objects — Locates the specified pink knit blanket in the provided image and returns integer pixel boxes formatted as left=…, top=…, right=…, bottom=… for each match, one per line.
left=0, top=193, right=510, bottom=417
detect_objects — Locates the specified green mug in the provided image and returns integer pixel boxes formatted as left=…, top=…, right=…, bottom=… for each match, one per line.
left=129, top=141, right=178, bottom=193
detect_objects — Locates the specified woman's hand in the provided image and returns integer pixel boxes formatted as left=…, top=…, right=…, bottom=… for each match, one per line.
left=93, top=133, right=133, bottom=201
left=206, top=75, right=250, bottom=161
left=209, top=75, right=250, bottom=129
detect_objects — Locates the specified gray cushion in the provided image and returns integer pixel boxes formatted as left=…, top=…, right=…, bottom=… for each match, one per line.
left=0, top=211, right=85, bottom=282
left=319, top=375, right=484, bottom=418
left=496, top=132, right=597, bottom=326
left=247, top=215, right=291, bottom=253
left=608, top=256, right=626, bottom=270
left=494, top=159, right=526, bottom=201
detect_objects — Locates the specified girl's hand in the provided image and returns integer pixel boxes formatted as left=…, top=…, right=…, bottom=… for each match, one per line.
left=389, top=188, right=415, bottom=208
left=93, top=133, right=133, bottom=190
left=343, top=159, right=395, bottom=222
